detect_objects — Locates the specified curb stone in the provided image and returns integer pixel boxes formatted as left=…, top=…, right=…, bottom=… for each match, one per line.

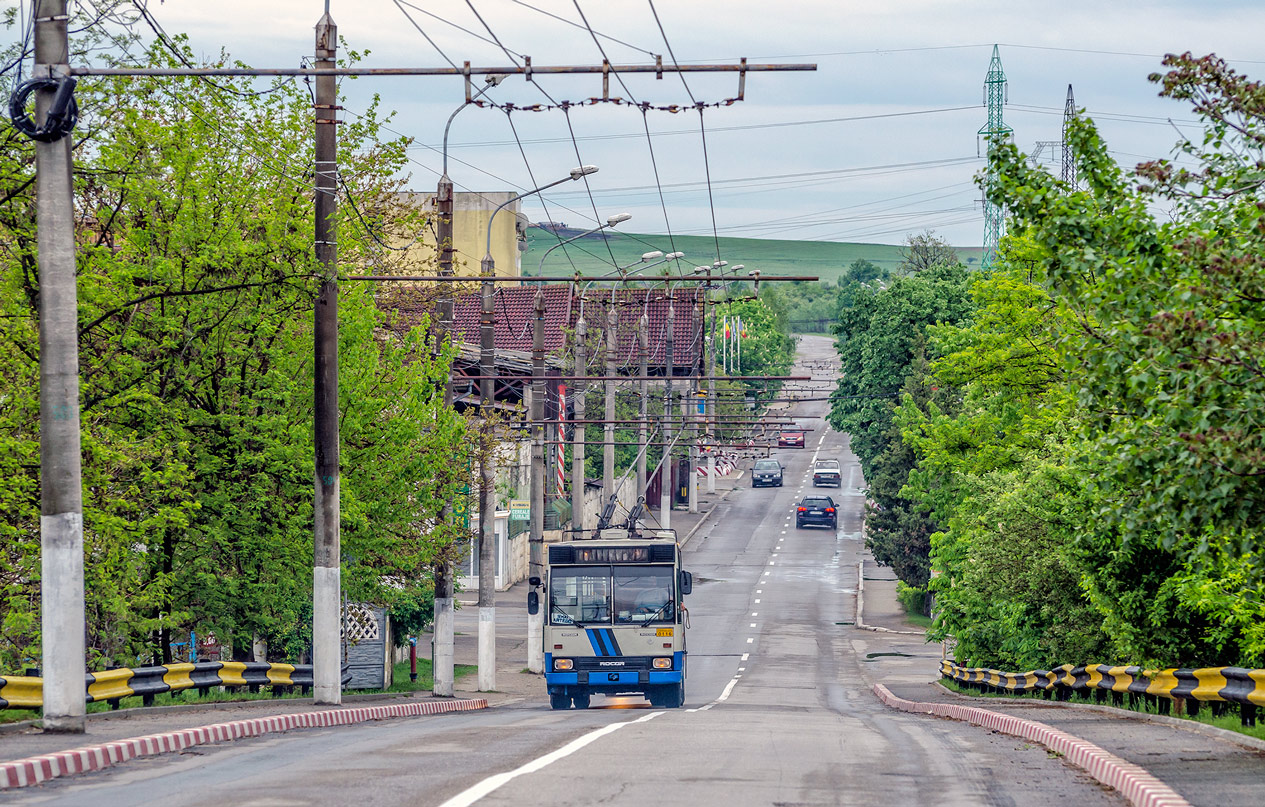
left=0, top=698, right=488, bottom=790
left=873, top=683, right=1189, bottom=807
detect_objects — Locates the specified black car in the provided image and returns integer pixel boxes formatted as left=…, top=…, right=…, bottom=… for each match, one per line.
left=795, top=496, right=837, bottom=529
left=751, top=459, right=783, bottom=487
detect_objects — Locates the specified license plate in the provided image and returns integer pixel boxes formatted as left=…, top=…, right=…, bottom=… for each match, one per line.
left=656, top=628, right=674, bottom=637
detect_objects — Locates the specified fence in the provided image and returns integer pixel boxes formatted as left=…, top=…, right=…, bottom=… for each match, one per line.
left=941, top=659, right=1265, bottom=727
left=0, top=661, right=351, bottom=711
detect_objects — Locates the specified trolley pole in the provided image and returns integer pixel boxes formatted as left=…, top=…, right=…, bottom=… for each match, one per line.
left=312, top=10, right=342, bottom=707
left=527, top=291, right=545, bottom=673
left=660, top=303, right=674, bottom=529
left=571, top=318, right=587, bottom=531
left=431, top=170, right=455, bottom=697
left=34, top=0, right=86, bottom=733
left=636, top=315, right=649, bottom=501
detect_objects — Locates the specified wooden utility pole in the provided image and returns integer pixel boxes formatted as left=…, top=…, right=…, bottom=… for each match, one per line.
left=571, top=318, right=587, bottom=531
left=478, top=261, right=496, bottom=692
left=34, top=0, right=86, bottom=733
left=527, top=291, right=546, bottom=673
left=312, top=10, right=341, bottom=706
left=432, top=169, right=456, bottom=697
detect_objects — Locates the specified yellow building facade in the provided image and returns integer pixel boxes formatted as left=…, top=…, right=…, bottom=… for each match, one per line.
left=396, top=191, right=524, bottom=284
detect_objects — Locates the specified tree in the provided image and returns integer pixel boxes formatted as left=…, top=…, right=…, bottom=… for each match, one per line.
left=898, top=231, right=960, bottom=275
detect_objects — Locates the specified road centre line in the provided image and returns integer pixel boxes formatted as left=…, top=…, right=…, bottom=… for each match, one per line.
left=741, top=653, right=750, bottom=660
left=436, top=711, right=664, bottom=807
left=717, top=677, right=740, bottom=702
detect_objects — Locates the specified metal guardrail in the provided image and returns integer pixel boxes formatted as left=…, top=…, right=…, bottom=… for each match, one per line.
left=0, top=662, right=352, bottom=711
left=941, top=660, right=1265, bottom=727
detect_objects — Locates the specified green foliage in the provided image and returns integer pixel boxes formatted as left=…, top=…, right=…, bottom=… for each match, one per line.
left=0, top=26, right=465, bottom=671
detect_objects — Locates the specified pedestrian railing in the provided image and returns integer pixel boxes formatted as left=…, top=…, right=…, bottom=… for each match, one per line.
left=0, top=662, right=351, bottom=711
left=941, top=659, right=1265, bottom=727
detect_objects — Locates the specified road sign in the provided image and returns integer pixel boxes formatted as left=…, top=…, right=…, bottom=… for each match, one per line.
left=510, top=499, right=530, bottom=520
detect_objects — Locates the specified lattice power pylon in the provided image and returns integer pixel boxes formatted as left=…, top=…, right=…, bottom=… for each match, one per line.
left=978, top=45, right=1012, bottom=270
left=1062, top=84, right=1077, bottom=187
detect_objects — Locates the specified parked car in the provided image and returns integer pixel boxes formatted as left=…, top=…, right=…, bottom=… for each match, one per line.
left=777, top=430, right=806, bottom=448
left=812, top=459, right=842, bottom=487
left=751, top=458, right=784, bottom=487
left=795, top=496, right=837, bottom=529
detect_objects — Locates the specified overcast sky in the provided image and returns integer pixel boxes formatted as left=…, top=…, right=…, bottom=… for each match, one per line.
left=32, top=1, right=1265, bottom=249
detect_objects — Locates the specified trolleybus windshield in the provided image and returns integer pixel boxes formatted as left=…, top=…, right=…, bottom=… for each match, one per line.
left=550, top=564, right=675, bottom=626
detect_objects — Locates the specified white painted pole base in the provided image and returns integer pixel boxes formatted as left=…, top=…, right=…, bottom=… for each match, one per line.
left=660, top=492, right=671, bottom=530
left=433, top=596, right=454, bottom=696
left=41, top=512, right=85, bottom=733
left=313, top=565, right=342, bottom=705
left=478, top=606, right=496, bottom=692
left=707, top=456, right=716, bottom=493
left=527, top=608, right=544, bottom=674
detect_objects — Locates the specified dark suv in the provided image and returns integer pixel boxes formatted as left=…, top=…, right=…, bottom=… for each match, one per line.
left=795, top=496, right=837, bottom=529
left=751, top=459, right=783, bottom=487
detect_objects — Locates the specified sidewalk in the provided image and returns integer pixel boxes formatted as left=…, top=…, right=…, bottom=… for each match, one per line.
left=854, top=560, right=1265, bottom=807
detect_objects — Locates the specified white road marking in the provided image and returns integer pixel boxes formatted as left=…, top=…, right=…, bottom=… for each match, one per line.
left=738, top=667, right=746, bottom=672
left=768, top=561, right=775, bottom=566
left=741, top=653, right=750, bottom=661
left=749, top=622, right=757, bottom=627
left=754, top=599, right=761, bottom=603
left=747, top=637, right=754, bottom=643
left=717, top=678, right=740, bottom=702
left=751, top=611, right=758, bottom=616
left=436, top=711, right=664, bottom=807
left=755, top=591, right=762, bottom=595
left=781, top=530, right=786, bottom=535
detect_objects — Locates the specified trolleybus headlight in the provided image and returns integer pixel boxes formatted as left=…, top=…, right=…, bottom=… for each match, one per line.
left=553, top=659, right=574, bottom=671
left=652, top=657, right=673, bottom=669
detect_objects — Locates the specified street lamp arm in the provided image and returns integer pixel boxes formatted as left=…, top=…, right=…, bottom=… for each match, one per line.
left=486, top=169, right=597, bottom=259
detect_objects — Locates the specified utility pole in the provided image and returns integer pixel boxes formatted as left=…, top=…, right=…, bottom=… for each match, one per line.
left=979, top=44, right=1011, bottom=271
left=527, top=292, right=545, bottom=673
left=571, top=318, right=587, bottom=532
left=34, top=0, right=86, bottom=733
left=660, top=303, right=674, bottom=529
left=432, top=174, right=455, bottom=697
left=603, top=305, right=617, bottom=503
left=312, top=9, right=341, bottom=707
left=1062, top=84, right=1077, bottom=188
left=636, top=315, right=648, bottom=501
left=706, top=283, right=717, bottom=494
left=478, top=260, right=496, bottom=692
left=687, top=378, right=698, bottom=514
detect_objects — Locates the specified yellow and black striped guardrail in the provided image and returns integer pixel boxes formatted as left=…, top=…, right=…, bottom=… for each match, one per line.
left=941, top=660, right=1265, bottom=727
left=0, top=662, right=349, bottom=711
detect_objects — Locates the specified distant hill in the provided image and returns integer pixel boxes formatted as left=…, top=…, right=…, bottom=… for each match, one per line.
left=524, top=228, right=983, bottom=283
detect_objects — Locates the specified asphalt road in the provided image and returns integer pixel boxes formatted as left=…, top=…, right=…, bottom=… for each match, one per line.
left=5, top=335, right=1124, bottom=806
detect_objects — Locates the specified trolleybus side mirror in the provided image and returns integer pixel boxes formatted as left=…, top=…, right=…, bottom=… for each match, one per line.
left=527, top=590, right=540, bottom=615
left=529, top=576, right=541, bottom=587
left=680, top=570, right=693, bottom=596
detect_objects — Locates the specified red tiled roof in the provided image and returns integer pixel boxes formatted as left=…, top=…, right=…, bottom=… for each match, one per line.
left=411, top=285, right=702, bottom=372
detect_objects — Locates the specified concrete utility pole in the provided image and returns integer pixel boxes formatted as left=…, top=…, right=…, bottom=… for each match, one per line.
left=571, top=318, right=587, bottom=532
left=706, top=284, right=717, bottom=494
left=603, top=305, right=617, bottom=502
left=527, top=292, right=546, bottom=673
left=636, top=315, right=649, bottom=501
left=312, top=10, right=341, bottom=707
left=34, top=0, right=86, bottom=733
left=478, top=261, right=496, bottom=693
left=687, top=379, right=698, bottom=514
left=431, top=171, right=456, bottom=697
left=660, top=303, right=674, bottom=529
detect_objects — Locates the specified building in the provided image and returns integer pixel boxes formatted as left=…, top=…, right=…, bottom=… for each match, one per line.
left=395, top=190, right=525, bottom=283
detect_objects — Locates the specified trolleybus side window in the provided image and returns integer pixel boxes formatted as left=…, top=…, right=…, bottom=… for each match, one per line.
left=549, top=565, right=610, bottom=625
left=613, top=565, right=675, bottom=624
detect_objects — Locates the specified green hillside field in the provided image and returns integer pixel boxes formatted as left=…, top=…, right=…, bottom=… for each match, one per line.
left=524, top=228, right=983, bottom=283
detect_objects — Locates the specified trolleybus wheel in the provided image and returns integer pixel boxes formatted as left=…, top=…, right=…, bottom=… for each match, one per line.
left=572, top=692, right=591, bottom=709
left=549, top=692, right=570, bottom=710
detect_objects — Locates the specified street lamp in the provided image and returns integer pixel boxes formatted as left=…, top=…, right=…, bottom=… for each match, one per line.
left=536, top=212, right=632, bottom=277
left=485, top=165, right=599, bottom=270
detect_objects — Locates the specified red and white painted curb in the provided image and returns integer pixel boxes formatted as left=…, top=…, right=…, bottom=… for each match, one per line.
left=872, top=684, right=1189, bottom=807
left=0, top=698, right=487, bottom=790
